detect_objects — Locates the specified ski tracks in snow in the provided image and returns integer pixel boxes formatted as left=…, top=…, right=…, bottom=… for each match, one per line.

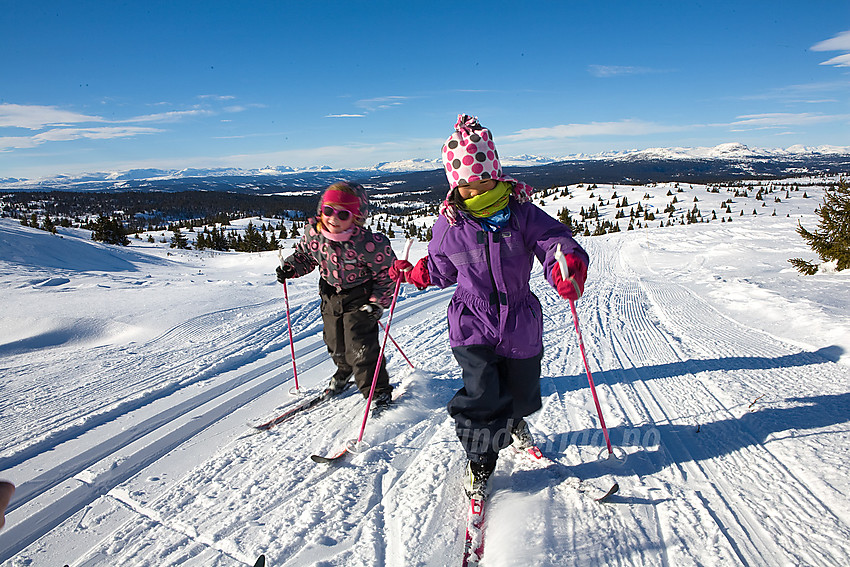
left=63, top=287, right=463, bottom=567
left=542, top=235, right=850, bottom=566
left=4, top=235, right=850, bottom=566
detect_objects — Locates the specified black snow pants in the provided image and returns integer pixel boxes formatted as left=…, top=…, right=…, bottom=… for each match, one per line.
left=319, top=278, right=392, bottom=399
left=447, top=345, right=543, bottom=465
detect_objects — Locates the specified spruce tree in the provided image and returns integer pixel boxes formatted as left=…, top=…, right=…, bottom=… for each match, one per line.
left=241, top=222, right=264, bottom=252
left=41, top=215, right=57, bottom=234
left=170, top=227, right=189, bottom=249
left=790, top=178, right=850, bottom=274
left=91, top=215, right=130, bottom=246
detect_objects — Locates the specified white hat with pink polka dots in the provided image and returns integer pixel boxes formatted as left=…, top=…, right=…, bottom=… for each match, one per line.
left=439, top=114, right=534, bottom=224
left=441, top=114, right=502, bottom=189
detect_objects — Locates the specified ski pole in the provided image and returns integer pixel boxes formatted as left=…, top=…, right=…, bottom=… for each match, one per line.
left=279, top=250, right=300, bottom=393
left=356, top=238, right=413, bottom=444
left=569, top=298, right=613, bottom=456
left=555, top=245, right=613, bottom=456
left=378, top=320, right=414, bottom=369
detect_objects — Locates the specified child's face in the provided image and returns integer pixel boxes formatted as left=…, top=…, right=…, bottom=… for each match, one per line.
left=457, top=179, right=497, bottom=200
left=322, top=205, right=355, bottom=233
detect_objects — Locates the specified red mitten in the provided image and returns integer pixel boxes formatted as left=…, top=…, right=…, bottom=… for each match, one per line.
left=552, top=254, right=587, bottom=301
left=405, top=257, right=431, bottom=289
left=389, top=259, right=413, bottom=283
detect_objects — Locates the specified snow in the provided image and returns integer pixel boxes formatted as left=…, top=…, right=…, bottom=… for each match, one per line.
left=1, top=175, right=849, bottom=566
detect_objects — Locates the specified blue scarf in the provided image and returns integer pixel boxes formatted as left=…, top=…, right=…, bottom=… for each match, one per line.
left=478, top=207, right=511, bottom=232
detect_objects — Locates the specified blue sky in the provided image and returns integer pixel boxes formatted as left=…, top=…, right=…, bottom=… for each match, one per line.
left=1, top=1, right=849, bottom=178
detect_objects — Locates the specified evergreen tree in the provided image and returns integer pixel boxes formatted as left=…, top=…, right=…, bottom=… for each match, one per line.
left=790, top=178, right=850, bottom=274
left=209, top=227, right=228, bottom=251
left=241, top=222, right=265, bottom=252
left=171, top=227, right=190, bottom=249
left=196, top=229, right=208, bottom=250
left=91, top=215, right=130, bottom=246
left=41, top=215, right=57, bottom=234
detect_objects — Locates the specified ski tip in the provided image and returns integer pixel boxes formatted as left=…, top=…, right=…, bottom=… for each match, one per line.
left=311, top=438, right=364, bottom=464
left=595, top=482, right=620, bottom=502
left=238, top=428, right=264, bottom=439
left=526, top=446, right=545, bottom=460
left=310, top=452, right=345, bottom=464
left=253, top=554, right=266, bottom=567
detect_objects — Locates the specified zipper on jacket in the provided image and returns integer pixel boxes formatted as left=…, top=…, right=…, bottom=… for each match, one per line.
left=478, top=230, right=500, bottom=305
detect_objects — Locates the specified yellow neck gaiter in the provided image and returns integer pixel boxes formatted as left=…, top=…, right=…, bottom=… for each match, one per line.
left=463, top=182, right=512, bottom=218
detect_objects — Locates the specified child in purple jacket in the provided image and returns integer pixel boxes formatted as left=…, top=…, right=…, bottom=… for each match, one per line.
left=390, top=115, right=589, bottom=498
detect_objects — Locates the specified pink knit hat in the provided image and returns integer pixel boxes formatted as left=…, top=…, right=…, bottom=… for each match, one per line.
left=316, top=181, right=370, bottom=225
left=439, top=114, right=534, bottom=224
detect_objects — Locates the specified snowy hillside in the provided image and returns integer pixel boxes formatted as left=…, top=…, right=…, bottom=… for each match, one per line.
left=1, top=175, right=849, bottom=566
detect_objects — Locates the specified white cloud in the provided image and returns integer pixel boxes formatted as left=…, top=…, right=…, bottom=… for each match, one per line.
left=501, top=119, right=688, bottom=142
left=1, top=102, right=216, bottom=151
left=811, top=30, right=850, bottom=51
left=197, top=94, right=236, bottom=101
left=223, top=105, right=260, bottom=113
left=811, top=30, right=850, bottom=67
left=354, top=96, right=409, bottom=112
left=0, top=136, right=39, bottom=150
left=35, top=127, right=162, bottom=142
left=730, top=112, right=850, bottom=128
left=818, top=53, right=850, bottom=68
left=0, top=127, right=161, bottom=150
left=737, top=80, right=850, bottom=103
left=325, top=95, right=410, bottom=119
left=588, top=65, right=666, bottom=78
left=0, top=103, right=104, bottom=130
left=123, top=109, right=214, bottom=123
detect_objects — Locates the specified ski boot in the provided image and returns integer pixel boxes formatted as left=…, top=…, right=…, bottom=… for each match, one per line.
left=322, top=376, right=349, bottom=400
left=464, top=458, right=496, bottom=499
left=510, top=418, right=534, bottom=451
left=370, top=390, right=393, bottom=416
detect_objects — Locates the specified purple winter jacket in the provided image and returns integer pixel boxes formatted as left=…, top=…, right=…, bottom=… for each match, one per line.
left=427, top=199, right=589, bottom=359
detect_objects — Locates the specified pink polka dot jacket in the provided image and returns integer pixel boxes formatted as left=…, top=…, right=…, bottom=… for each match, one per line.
left=283, top=217, right=398, bottom=307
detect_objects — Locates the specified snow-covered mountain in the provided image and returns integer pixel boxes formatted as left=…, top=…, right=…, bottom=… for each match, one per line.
left=372, top=158, right=442, bottom=173
left=3, top=143, right=849, bottom=192
left=611, top=142, right=850, bottom=161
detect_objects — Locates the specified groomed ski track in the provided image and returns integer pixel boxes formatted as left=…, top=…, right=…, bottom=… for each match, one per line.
left=2, top=233, right=850, bottom=566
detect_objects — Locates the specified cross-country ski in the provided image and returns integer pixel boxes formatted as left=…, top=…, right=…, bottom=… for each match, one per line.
left=462, top=496, right=487, bottom=567
left=251, top=382, right=354, bottom=432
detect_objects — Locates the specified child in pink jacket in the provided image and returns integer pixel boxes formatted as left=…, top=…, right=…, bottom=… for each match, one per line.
left=277, top=181, right=397, bottom=407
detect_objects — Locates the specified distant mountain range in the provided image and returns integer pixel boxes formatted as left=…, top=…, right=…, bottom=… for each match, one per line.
left=3, top=144, right=849, bottom=201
